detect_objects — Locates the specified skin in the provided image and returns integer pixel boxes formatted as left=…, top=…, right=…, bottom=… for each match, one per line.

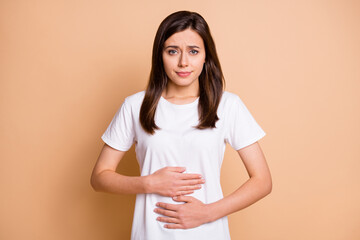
left=91, top=146, right=205, bottom=197
left=91, top=28, right=272, bottom=230
left=161, top=28, right=206, bottom=103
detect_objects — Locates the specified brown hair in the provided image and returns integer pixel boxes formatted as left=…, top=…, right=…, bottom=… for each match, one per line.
left=140, top=11, right=225, bottom=134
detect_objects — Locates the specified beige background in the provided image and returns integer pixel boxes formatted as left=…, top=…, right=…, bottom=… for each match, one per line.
left=1, top=0, right=359, bottom=239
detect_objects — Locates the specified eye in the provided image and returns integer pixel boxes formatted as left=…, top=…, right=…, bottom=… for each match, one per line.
left=168, top=49, right=178, bottom=55
left=190, top=49, right=199, bottom=55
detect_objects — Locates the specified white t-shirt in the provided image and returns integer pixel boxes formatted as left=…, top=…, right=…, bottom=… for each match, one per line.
left=102, top=91, right=266, bottom=240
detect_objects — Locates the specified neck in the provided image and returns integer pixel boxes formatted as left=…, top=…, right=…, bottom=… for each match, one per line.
left=163, top=81, right=199, bottom=99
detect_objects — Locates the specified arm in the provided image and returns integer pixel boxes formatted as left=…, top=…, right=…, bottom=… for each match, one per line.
left=90, top=143, right=205, bottom=196
left=154, top=142, right=272, bottom=229
left=207, top=141, right=272, bottom=220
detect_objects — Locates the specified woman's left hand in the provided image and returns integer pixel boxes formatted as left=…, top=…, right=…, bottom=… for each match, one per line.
left=154, top=196, right=211, bottom=229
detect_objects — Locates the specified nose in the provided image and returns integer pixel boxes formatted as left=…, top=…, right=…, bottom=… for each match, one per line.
left=178, top=52, right=189, bottom=67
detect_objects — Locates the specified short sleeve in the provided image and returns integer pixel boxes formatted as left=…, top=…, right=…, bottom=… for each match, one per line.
left=225, top=95, right=266, bottom=150
left=101, top=98, right=135, bottom=151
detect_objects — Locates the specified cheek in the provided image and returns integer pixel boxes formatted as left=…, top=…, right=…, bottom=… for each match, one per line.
left=163, top=56, right=176, bottom=71
left=194, top=53, right=205, bottom=69
left=194, top=59, right=205, bottom=72
left=162, top=59, right=171, bottom=74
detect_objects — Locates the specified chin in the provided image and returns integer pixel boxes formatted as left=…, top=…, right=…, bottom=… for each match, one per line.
left=173, top=80, right=197, bottom=88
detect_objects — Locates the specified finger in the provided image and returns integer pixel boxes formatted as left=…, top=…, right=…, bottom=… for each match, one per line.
left=156, top=202, right=179, bottom=211
left=172, top=195, right=194, bottom=203
left=179, top=173, right=202, bottom=180
left=156, top=216, right=179, bottom=223
left=181, top=179, right=205, bottom=186
left=177, top=185, right=201, bottom=192
left=175, top=190, right=194, bottom=196
left=154, top=208, right=178, bottom=218
left=164, top=224, right=184, bottom=229
left=167, top=167, right=186, bottom=173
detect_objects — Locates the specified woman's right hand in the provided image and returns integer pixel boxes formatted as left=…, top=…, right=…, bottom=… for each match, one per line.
left=145, top=167, right=205, bottom=197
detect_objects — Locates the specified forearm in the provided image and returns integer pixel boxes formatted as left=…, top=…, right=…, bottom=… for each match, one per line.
left=91, top=170, right=149, bottom=195
left=207, top=176, right=272, bottom=222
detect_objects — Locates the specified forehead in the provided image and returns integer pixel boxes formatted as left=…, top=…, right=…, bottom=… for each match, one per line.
left=164, top=29, right=204, bottom=47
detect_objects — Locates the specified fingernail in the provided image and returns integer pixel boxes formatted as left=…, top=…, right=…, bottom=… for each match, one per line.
left=156, top=203, right=159, bottom=206
left=173, top=196, right=178, bottom=200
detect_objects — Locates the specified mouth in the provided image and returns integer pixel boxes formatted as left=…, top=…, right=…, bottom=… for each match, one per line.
left=176, top=71, right=192, bottom=78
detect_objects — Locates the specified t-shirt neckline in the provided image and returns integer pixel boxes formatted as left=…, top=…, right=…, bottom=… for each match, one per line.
left=159, top=96, right=199, bottom=109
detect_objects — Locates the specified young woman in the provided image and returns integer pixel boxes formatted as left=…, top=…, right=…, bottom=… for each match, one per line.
left=91, top=11, right=272, bottom=240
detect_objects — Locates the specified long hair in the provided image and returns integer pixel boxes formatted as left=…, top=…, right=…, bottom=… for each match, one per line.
left=140, top=11, right=225, bottom=134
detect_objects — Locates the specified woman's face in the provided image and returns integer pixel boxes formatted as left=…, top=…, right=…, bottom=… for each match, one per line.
left=162, top=28, right=206, bottom=92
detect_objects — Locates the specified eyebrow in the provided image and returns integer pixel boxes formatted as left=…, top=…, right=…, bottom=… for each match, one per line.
left=164, top=45, right=201, bottom=49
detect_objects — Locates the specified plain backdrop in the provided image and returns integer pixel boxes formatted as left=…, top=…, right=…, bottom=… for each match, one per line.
left=1, top=0, right=359, bottom=239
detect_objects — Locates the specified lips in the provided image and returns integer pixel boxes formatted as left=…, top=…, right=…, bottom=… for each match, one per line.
left=176, top=71, right=191, bottom=78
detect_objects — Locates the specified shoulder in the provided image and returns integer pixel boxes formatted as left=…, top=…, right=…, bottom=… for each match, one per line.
left=121, top=91, right=145, bottom=111
left=218, top=91, right=250, bottom=118
left=124, top=91, right=145, bottom=105
left=118, top=91, right=145, bottom=116
left=221, top=91, right=240, bottom=101
left=220, top=91, right=243, bottom=107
